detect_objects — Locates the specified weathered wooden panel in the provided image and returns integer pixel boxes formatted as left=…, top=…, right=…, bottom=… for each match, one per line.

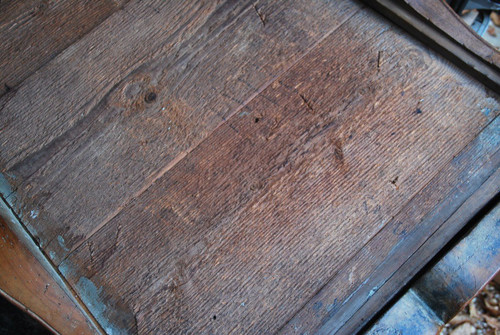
left=60, top=8, right=499, bottom=334
left=285, top=118, right=500, bottom=335
left=0, top=0, right=361, bottom=265
left=0, top=0, right=127, bottom=97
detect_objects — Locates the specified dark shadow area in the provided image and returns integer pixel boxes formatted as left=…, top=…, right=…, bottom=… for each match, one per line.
left=0, top=294, right=51, bottom=335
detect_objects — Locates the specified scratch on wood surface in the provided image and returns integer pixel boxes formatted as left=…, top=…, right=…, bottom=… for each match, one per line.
left=87, top=241, right=95, bottom=263
left=332, top=139, right=344, bottom=164
left=253, top=3, right=266, bottom=26
left=299, top=93, right=315, bottom=114
left=390, top=176, right=399, bottom=190
left=115, top=224, right=122, bottom=248
left=377, top=50, right=383, bottom=71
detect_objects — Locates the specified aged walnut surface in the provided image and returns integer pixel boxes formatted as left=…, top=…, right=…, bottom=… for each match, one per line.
left=0, top=0, right=499, bottom=334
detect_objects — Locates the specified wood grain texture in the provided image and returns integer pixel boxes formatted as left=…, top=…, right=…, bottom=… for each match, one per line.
left=59, top=8, right=499, bottom=334
left=317, top=132, right=500, bottom=335
left=0, top=213, right=98, bottom=335
left=290, top=115, right=500, bottom=334
left=406, top=0, right=500, bottom=69
left=0, top=0, right=361, bottom=265
left=366, top=198, right=500, bottom=335
left=364, top=0, right=500, bottom=92
left=0, top=0, right=127, bottom=97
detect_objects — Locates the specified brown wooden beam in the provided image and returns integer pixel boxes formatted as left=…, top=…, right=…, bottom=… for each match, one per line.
left=0, top=200, right=102, bottom=335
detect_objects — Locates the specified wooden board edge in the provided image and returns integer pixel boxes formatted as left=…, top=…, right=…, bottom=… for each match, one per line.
left=0, top=197, right=105, bottom=335
left=364, top=0, right=500, bottom=92
left=0, top=287, right=59, bottom=334
left=333, top=163, right=500, bottom=334
left=364, top=198, right=500, bottom=335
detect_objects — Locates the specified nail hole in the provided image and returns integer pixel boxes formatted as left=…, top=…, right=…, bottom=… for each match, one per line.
left=254, top=117, right=261, bottom=123
left=213, top=315, right=216, bottom=320
left=145, top=91, right=157, bottom=103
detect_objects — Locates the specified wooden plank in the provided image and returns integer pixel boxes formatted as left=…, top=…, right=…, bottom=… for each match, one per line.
left=366, top=199, right=500, bottom=335
left=363, top=0, right=500, bottom=92
left=282, top=118, right=500, bottom=335
left=60, top=8, right=499, bottom=334
left=412, top=191, right=500, bottom=323
left=0, top=202, right=101, bottom=335
left=405, top=0, right=500, bottom=69
left=365, top=290, right=443, bottom=335
left=0, top=0, right=362, bottom=265
left=0, top=0, right=127, bottom=97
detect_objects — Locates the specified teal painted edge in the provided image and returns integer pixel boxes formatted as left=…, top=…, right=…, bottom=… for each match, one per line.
left=0, top=197, right=106, bottom=335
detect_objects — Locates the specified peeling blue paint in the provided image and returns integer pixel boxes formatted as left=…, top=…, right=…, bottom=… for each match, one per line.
left=368, top=286, right=379, bottom=298
left=76, top=277, right=127, bottom=335
left=313, top=301, right=323, bottom=318
left=482, top=107, right=492, bottom=117
left=326, top=298, right=339, bottom=318
left=57, top=235, right=69, bottom=252
left=0, top=173, right=14, bottom=199
left=30, top=209, right=39, bottom=219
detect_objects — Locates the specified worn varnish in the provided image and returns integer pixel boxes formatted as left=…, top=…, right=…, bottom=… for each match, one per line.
left=0, top=0, right=499, bottom=334
left=0, top=0, right=127, bottom=97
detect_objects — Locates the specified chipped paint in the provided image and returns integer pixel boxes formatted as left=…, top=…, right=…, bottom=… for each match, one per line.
left=57, top=235, right=69, bottom=252
left=76, top=277, right=127, bottom=335
left=482, top=107, right=492, bottom=117
left=0, top=173, right=14, bottom=199
left=30, top=209, right=39, bottom=219
left=366, top=289, right=442, bottom=334
left=368, top=286, right=379, bottom=298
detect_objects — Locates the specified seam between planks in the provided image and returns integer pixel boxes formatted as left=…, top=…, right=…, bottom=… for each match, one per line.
left=10, top=0, right=255, bottom=251
left=274, top=114, right=500, bottom=334
left=1, top=0, right=244, bottom=173
left=0, top=0, right=131, bottom=100
left=63, top=5, right=365, bottom=260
